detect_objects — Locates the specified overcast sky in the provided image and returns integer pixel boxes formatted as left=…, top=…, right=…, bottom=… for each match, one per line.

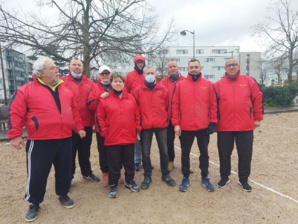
left=3, top=0, right=298, bottom=53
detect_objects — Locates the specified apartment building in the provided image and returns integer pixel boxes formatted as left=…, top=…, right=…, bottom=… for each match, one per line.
left=109, top=45, right=261, bottom=83
left=0, top=48, right=28, bottom=102
left=239, top=52, right=261, bottom=82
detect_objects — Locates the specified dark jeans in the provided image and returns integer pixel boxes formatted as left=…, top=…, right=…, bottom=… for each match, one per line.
left=217, top=131, right=254, bottom=182
left=180, top=129, right=210, bottom=178
left=106, top=144, right=135, bottom=186
left=96, top=132, right=108, bottom=173
left=25, top=138, right=72, bottom=204
left=134, top=139, right=142, bottom=164
left=141, top=128, right=170, bottom=178
left=167, top=121, right=175, bottom=162
left=71, top=126, right=93, bottom=178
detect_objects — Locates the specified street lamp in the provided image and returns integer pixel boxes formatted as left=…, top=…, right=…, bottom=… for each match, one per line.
left=180, top=30, right=195, bottom=59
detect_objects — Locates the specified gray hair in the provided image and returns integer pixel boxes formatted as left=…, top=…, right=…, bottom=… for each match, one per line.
left=33, top=57, right=54, bottom=77
left=144, top=65, right=156, bottom=73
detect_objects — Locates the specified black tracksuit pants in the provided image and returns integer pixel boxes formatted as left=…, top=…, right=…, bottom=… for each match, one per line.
left=217, top=131, right=254, bottom=182
left=96, top=132, right=108, bottom=173
left=25, top=138, right=72, bottom=205
left=71, top=126, right=93, bottom=178
left=106, top=144, right=135, bottom=186
left=180, top=129, right=210, bottom=178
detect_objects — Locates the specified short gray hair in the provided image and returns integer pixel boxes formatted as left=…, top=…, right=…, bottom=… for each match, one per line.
left=33, top=57, right=54, bottom=77
left=144, top=65, right=156, bottom=73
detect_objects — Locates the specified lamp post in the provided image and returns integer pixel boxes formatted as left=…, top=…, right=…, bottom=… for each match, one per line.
left=180, top=30, right=195, bottom=59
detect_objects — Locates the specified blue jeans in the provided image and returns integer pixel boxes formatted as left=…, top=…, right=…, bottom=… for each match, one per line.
left=134, top=138, right=142, bottom=164
left=141, top=128, right=170, bottom=178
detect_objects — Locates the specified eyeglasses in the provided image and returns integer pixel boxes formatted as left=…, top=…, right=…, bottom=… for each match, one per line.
left=145, top=73, right=155, bottom=75
left=44, top=66, right=59, bottom=71
left=225, top=63, right=239, bottom=68
left=100, top=72, right=110, bottom=76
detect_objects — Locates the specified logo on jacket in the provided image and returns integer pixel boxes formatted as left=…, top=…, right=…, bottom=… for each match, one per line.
left=239, top=84, right=247, bottom=88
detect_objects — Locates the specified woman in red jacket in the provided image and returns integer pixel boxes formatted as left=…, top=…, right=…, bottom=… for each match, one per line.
left=97, top=72, right=141, bottom=198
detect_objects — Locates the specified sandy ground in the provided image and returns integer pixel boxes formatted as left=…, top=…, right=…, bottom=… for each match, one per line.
left=1, top=112, right=298, bottom=224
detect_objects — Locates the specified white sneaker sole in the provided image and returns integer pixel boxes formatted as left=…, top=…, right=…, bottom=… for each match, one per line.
left=217, top=179, right=230, bottom=188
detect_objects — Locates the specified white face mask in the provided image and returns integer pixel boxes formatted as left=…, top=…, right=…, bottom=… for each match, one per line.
left=145, top=74, right=155, bottom=83
left=71, top=71, right=82, bottom=79
left=101, top=80, right=110, bottom=85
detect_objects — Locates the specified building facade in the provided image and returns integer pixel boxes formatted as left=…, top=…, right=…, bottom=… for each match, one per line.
left=107, top=46, right=261, bottom=83
left=239, top=52, right=261, bottom=82
left=0, top=48, right=28, bottom=103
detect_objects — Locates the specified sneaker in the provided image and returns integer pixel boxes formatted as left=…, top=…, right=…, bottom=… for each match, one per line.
left=168, top=161, right=175, bottom=171
left=109, top=185, right=118, bottom=198
left=102, top=173, right=109, bottom=187
left=141, top=177, right=152, bottom=190
left=125, top=180, right=140, bottom=192
left=201, top=177, right=215, bottom=192
left=135, top=163, right=141, bottom=171
left=25, top=204, right=40, bottom=222
left=238, top=181, right=252, bottom=192
left=217, top=178, right=230, bottom=188
left=179, top=177, right=190, bottom=192
left=83, top=173, right=100, bottom=182
left=58, top=195, right=75, bottom=208
left=162, top=175, right=176, bottom=187
left=118, top=175, right=124, bottom=184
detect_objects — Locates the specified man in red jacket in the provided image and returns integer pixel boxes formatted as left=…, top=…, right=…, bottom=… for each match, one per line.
left=64, top=57, right=99, bottom=182
left=159, top=60, right=185, bottom=171
left=125, top=55, right=146, bottom=171
left=8, top=57, right=86, bottom=222
left=172, top=59, right=217, bottom=193
left=133, top=66, right=176, bottom=190
left=215, top=58, right=263, bottom=192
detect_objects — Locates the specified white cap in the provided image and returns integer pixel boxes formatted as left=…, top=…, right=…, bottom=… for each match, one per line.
left=98, top=65, right=111, bottom=74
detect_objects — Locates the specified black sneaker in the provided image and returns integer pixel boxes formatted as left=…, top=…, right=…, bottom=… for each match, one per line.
left=238, top=181, right=252, bottom=192
left=25, top=204, right=40, bottom=222
left=161, top=175, right=176, bottom=187
left=217, top=178, right=230, bottom=188
left=125, top=180, right=140, bottom=192
left=83, top=173, right=100, bottom=182
left=135, top=163, right=141, bottom=171
left=109, top=185, right=118, bottom=198
left=141, top=177, right=152, bottom=190
left=58, top=195, right=75, bottom=208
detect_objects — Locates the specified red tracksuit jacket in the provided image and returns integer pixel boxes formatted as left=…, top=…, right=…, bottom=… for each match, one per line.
left=133, top=82, right=169, bottom=129
left=97, top=90, right=141, bottom=146
left=172, top=74, right=217, bottom=130
left=8, top=77, right=84, bottom=140
left=215, top=72, right=263, bottom=131
left=64, top=73, right=95, bottom=127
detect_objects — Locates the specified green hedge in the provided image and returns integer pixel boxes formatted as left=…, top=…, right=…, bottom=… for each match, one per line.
left=262, top=83, right=298, bottom=107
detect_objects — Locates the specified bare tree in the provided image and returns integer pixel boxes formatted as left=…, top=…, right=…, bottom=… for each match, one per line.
left=260, top=59, right=271, bottom=85
left=254, top=0, right=298, bottom=83
left=271, top=57, right=287, bottom=84
left=147, top=48, right=170, bottom=79
left=0, top=0, right=175, bottom=76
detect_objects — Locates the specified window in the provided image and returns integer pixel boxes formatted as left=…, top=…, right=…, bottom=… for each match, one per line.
left=204, top=75, right=215, bottom=79
left=212, top=66, right=225, bottom=71
left=176, top=49, right=188, bottom=54
left=212, top=49, right=227, bottom=54
left=180, top=67, right=187, bottom=71
left=196, top=49, right=204, bottom=54
left=205, top=58, right=215, bottom=62
left=158, top=49, right=168, bottom=55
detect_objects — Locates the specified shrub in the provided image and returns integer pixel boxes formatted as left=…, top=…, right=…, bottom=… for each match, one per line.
left=262, top=83, right=298, bottom=107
